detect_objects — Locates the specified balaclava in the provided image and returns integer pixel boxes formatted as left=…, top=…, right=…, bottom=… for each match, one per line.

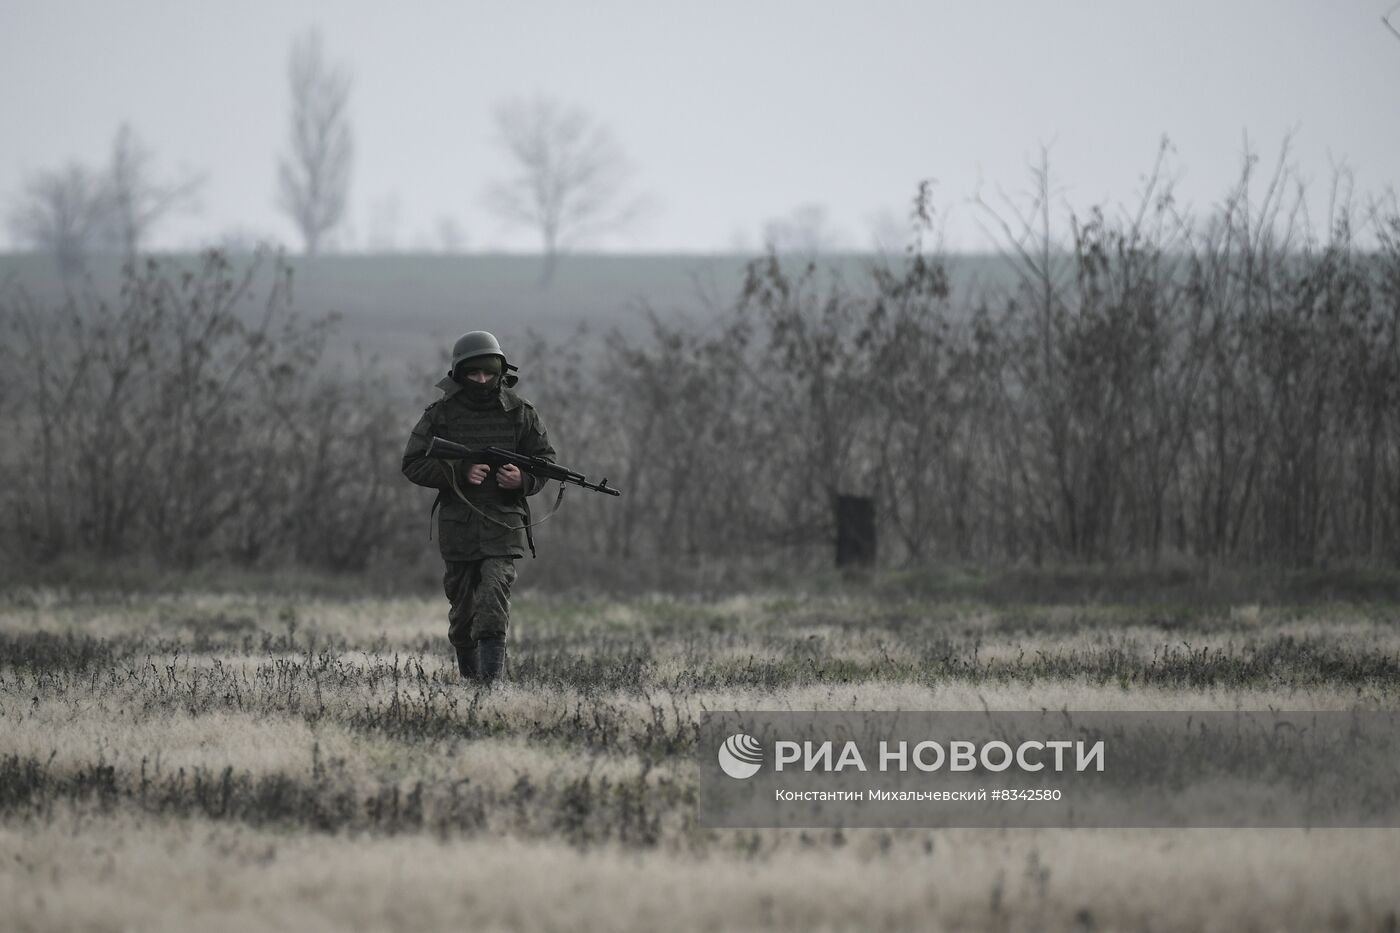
left=456, top=355, right=504, bottom=408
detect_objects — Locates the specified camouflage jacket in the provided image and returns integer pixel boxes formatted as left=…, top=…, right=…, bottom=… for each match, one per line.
left=401, top=376, right=556, bottom=560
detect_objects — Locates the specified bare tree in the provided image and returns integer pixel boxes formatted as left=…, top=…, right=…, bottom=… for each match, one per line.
left=7, top=126, right=203, bottom=273
left=7, top=162, right=110, bottom=278
left=484, top=95, right=646, bottom=285
left=434, top=215, right=467, bottom=253
left=277, top=27, right=353, bottom=256
left=102, top=123, right=204, bottom=259
left=762, top=203, right=847, bottom=255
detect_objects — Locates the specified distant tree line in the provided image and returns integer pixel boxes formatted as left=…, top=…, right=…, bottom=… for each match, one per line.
left=4, top=146, right=1400, bottom=577
left=6, top=28, right=650, bottom=286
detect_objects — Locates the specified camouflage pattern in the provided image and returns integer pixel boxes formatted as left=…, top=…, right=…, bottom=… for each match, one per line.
left=401, top=376, right=556, bottom=560
left=404, top=373, right=555, bottom=657
left=444, top=557, right=517, bottom=646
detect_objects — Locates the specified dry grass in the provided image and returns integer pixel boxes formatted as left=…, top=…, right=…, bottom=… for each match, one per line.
left=3, top=586, right=1399, bottom=931
left=5, top=810, right=1400, bottom=933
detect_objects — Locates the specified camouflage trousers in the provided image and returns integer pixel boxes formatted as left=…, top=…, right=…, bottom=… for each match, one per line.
left=443, top=557, right=518, bottom=648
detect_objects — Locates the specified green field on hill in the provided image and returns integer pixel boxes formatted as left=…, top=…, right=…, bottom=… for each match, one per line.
left=0, top=251, right=1020, bottom=370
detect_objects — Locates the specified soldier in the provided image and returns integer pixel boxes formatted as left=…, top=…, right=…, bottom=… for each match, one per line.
left=401, top=331, right=556, bottom=684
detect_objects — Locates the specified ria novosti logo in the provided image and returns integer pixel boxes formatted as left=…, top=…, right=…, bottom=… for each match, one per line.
left=718, top=733, right=764, bottom=779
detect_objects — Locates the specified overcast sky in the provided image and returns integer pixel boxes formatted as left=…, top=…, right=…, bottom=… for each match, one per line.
left=2, top=0, right=1397, bottom=253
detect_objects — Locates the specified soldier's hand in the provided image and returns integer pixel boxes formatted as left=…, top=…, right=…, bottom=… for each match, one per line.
left=465, top=463, right=491, bottom=485
left=497, top=464, right=523, bottom=490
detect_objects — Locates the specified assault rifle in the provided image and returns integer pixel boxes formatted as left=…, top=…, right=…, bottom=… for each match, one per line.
left=424, top=435, right=621, bottom=497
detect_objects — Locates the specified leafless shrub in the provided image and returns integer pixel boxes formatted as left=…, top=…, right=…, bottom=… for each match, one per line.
left=525, top=143, right=1400, bottom=573
left=0, top=249, right=405, bottom=570
left=8, top=142, right=1400, bottom=578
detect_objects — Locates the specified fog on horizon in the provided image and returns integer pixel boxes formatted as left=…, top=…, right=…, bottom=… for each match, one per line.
left=2, top=0, right=1398, bottom=257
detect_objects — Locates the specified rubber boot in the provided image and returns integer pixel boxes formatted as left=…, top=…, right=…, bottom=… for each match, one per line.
left=478, top=637, right=508, bottom=685
left=455, top=643, right=480, bottom=682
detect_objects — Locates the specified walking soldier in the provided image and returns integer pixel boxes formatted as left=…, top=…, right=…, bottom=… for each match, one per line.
left=401, top=331, right=556, bottom=684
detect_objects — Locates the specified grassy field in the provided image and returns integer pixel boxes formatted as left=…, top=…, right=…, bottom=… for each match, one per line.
left=3, top=582, right=1400, bottom=931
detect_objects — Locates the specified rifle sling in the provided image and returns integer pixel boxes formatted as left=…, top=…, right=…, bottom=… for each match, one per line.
left=431, top=461, right=566, bottom=558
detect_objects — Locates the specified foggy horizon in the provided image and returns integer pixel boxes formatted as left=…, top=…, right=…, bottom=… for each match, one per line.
left=3, top=0, right=1398, bottom=255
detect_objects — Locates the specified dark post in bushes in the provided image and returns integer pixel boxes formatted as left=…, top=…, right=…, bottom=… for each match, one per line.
left=835, top=494, right=876, bottom=569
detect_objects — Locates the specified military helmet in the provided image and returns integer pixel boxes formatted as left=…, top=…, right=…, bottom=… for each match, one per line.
left=452, top=331, right=506, bottom=370
left=451, top=330, right=520, bottom=386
